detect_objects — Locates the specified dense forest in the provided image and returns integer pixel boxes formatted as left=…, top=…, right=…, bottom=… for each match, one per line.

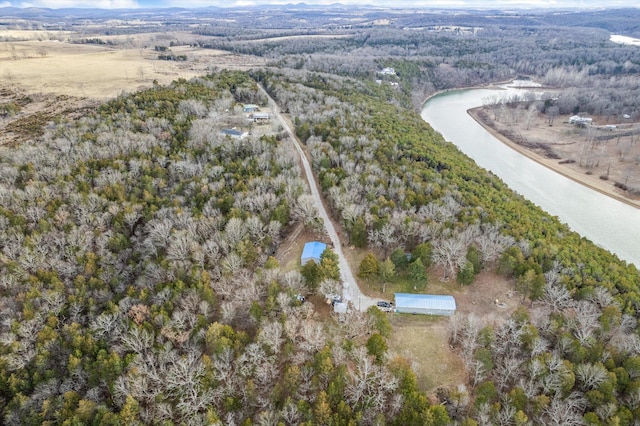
left=258, top=67, right=640, bottom=424
left=2, top=66, right=640, bottom=424
left=2, top=4, right=640, bottom=425
left=0, top=72, right=451, bottom=424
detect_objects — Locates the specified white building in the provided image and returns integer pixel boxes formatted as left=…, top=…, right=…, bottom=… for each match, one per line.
left=378, top=67, right=397, bottom=76
left=569, top=115, right=593, bottom=126
left=394, top=293, right=456, bottom=316
left=220, top=128, right=249, bottom=139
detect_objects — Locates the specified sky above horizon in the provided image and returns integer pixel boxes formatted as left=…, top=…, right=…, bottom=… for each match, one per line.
left=0, top=0, right=638, bottom=9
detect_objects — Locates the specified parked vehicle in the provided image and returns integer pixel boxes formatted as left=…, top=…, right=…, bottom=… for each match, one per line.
left=377, top=301, right=394, bottom=312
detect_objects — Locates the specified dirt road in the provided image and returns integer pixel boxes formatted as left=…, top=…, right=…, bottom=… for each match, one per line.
left=259, top=85, right=377, bottom=311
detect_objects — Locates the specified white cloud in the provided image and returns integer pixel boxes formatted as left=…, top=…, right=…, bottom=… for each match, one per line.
left=0, top=1, right=13, bottom=5
left=22, top=0, right=139, bottom=7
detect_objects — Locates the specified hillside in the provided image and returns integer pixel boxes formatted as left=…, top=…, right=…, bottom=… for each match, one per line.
left=1, top=5, right=640, bottom=424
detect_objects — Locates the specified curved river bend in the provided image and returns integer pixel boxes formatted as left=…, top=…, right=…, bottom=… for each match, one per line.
left=421, top=88, right=640, bottom=267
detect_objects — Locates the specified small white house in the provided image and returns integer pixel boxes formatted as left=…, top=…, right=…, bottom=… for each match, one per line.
left=333, top=301, right=348, bottom=314
left=378, top=67, right=397, bottom=76
left=301, top=241, right=327, bottom=265
left=248, top=112, right=270, bottom=123
left=243, top=104, right=259, bottom=113
left=394, top=293, right=456, bottom=316
left=569, top=115, right=593, bottom=126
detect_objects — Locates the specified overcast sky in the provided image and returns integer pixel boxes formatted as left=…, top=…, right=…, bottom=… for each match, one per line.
left=1, top=0, right=638, bottom=9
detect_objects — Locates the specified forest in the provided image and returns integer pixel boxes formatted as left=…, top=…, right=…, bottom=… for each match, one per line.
left=1, top=4, right=640, bottom=425
left=258, top=67, right=640, bottom=424
left=0, top=72, right=451, bottom=424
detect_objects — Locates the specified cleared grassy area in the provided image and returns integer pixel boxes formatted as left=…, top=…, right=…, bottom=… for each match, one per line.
left=389, top=313, right=466, bottom=392
left=0, top=32, right=265, bottom=99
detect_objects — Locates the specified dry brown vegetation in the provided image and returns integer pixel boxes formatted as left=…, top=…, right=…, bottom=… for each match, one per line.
left=388, top=269, right=518, bottom=392
left=0, top=35, right=265, bottom=99
left=471, top=104, right=640, bottom=208
left=0, top=29, right=267, bottom=145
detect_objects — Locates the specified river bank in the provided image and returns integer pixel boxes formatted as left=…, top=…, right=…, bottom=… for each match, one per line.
left=467, top=106, right=640, bottom=211
left=422, top=88, right=640, bottom=266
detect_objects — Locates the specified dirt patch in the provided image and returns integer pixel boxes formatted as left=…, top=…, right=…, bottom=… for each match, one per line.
left=470, top=105, right=640, bottom=209
left=442, top=269, right=520, bottom=318
left=0, top=88, right=99, bottom=145
left=307, top=294, right=333, bottom=320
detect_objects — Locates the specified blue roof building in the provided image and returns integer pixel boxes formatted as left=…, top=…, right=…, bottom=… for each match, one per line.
left=394, top=293, right=456, bottom=316
left=221, top=128, right=248, bottom=139
left=301, top=241, right=327, bottom=265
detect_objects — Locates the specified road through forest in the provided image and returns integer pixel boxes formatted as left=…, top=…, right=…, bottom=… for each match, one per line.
left=259, top=85, right=377, bottom=311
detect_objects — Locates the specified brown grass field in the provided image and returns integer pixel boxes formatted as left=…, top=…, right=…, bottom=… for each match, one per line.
left=0, top=35, right=265, bottom=99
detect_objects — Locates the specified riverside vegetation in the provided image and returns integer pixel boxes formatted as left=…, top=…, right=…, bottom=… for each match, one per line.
left=1, top=5, right=640, bottom=425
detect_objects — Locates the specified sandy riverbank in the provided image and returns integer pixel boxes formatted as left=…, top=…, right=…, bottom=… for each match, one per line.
left=467, top=107, right=640, bottom=210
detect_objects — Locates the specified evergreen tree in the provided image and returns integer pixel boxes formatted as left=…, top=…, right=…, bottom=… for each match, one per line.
left=391, top=248, right=409, bottom=271
left=466, top=245, right=482, bottom=274
left=412, top=242, right=433, bottom=268
left=457, top=260, right=475, bottom=286
left=302, top=260, right=322, bottom=291
left=378, top=257, right=397, bottom=293
left=349, top=216, right=368, bottom=248
left=319, top=247, right=341, bottom=281
left=408, top=258, right=427, bottom=291
left=366, top=333, right=388, bottom=364
left=358, top=253, right=379, bottom=278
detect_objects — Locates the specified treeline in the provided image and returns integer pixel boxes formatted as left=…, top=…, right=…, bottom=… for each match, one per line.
left=74, top=38, right=114, bottom=45
left=199, top=21, right=640, bottom=115
left=257, top=67, right=640, bottom=424
left=0, top=72, right=449, bottom=424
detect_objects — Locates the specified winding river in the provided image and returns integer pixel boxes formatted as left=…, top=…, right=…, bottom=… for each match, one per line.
left=421, top=88, right=640, bottom=267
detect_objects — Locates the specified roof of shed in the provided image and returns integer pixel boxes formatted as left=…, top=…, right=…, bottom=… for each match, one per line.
left=301, top=241, right=327, bottom=260
left=221, top=128, right=247, bottom=137
left=394, top=293, right=456, bottom=311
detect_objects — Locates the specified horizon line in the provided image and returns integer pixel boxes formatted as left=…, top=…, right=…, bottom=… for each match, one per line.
left=2, top=3, right=640, bottom=11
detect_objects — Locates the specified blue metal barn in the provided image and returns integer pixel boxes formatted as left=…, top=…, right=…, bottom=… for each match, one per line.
left=394, top=293, right=457, bottom=316
left=301, top=241, right=327, bottom=265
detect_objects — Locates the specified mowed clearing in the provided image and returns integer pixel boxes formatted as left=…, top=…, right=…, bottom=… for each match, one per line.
left=388, top=269, right=519, bottom=392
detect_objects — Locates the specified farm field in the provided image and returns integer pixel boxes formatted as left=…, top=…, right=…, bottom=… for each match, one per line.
left=0, top=31, right=266, bottom=99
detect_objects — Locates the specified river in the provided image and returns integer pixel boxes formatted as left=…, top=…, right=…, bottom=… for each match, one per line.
left=421, top=88, right=640, bottom=267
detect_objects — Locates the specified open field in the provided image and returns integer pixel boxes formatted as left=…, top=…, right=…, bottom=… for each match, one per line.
left=0, top=29, right=267, bottom=145
left=389, top=313, right=465, bottom=391
left=0, top=39, right=265, bottom=99
left=470, top=104, right=640, bottom=209
left=389, top=269, right=518, bottom=392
